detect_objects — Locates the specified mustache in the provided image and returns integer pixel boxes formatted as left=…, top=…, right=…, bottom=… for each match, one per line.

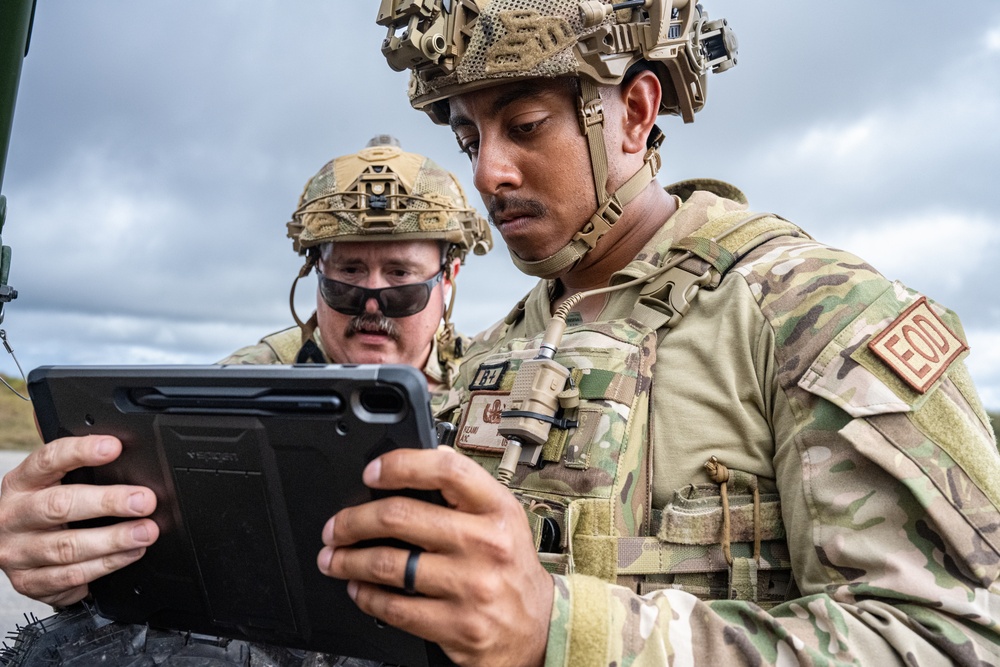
left=487, top=195, right=547, bottom=227
left=345, top=312, right=400, bottom=340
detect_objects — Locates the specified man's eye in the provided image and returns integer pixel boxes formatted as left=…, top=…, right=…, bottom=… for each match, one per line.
left=336, top=267, right=364, bottom=281
left=458, top=140, right=478, bottom=157
left=511, top=118, right=544, bottom=137
left=455, top=133, right=478, bottom=157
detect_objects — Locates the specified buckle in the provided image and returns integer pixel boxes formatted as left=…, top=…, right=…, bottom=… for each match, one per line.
left=576, top=96, right=604, bottom=133
left=640, top=261, right=714, bottom=328
left=575, top=197, right=624, bottom=248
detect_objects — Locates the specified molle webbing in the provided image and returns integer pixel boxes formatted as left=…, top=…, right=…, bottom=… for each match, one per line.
left=569, top=463, right=792, bottom=606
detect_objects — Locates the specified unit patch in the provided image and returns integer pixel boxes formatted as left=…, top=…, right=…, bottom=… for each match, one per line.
left=456, top=391, right=511, bottom=454
left=868, top=297, right=967, bottom=394
left=469, top=361, right=509, bottom=391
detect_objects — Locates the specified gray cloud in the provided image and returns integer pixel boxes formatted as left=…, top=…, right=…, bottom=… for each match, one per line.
left=3, top=2, right=999, bottom=409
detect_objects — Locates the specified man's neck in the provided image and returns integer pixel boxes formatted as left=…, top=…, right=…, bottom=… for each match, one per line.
left=555, top=183, right=677, bottom=309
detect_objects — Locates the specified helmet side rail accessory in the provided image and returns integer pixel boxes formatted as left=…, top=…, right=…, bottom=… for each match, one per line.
left=376, top=0, right=738, bottom=123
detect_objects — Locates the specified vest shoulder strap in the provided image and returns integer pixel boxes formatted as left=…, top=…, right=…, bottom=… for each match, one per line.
left=634, top=209, right=808, bottom=331
left=260, top=326, right=316, bottom=364
left=672, top=210, right=808, bottom=276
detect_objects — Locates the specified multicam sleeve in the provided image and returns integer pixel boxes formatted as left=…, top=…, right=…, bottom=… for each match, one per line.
left=215, top=342, right=282, bottom=365
left=543, top=240, right=1000, bottom=666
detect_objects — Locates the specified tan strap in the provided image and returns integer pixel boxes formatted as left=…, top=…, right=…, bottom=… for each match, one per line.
left=615, top=536, right=791, bottom=577
left=729, top=557, right=759, bottom=603
left=289, top=255, right=318, bottom=342
left=577, top=79, right=610, bottom=208
left=673, top=211, right=806, bottom=275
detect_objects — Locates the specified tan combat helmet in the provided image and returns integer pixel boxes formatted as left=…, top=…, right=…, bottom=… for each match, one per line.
left=286, top=135, right=492, bottom=361
left=376, top=0, right=737, bottom=278
left=287, top=134, right=492, bottom=260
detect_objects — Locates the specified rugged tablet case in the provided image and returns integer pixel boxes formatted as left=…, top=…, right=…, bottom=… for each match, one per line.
left=28, top=364, right=451, bottom=667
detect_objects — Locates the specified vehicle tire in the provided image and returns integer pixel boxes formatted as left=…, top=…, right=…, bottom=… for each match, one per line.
left=0, top=603, right=354, bottom=667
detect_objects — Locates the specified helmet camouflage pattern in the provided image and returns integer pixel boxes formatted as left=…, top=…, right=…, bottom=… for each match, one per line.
left=287, top=135, right=492, bottom=261
left=376, top=1, right=737, bottom=279
left=377, top=0, right=738, bottom=124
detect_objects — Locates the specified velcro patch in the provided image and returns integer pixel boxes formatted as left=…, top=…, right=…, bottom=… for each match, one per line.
left=868, top=297, right=967, bottom=394
left=456, top=391, right=511, bottom=454
left=469, top=361, right=508, bottom=391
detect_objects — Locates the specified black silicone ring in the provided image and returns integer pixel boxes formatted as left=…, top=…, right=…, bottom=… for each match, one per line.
left=404, top=549, right=420, bottom=595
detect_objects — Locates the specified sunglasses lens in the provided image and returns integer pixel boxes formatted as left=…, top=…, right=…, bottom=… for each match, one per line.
left=318, top=277, right=366, bottom=315
left=380, top=284, right=432, bottom=318
left=317, top=269, right=442, bottom=318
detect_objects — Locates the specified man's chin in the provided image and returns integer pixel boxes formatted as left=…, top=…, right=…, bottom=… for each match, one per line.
left=503, top=233, right=563, bottom=264
left=508, top=245, right=554, bottom=264
left=346, top=341, right=398, bottom=365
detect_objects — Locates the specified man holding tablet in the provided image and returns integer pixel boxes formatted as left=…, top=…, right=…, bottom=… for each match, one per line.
left=0, top=136, right=490, bottom=664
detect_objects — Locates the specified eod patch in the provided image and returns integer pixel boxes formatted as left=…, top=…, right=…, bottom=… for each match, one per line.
left=868, top=296, right=967, bottom=394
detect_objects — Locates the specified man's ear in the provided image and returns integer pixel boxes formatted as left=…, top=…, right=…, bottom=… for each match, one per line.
left=620, top=70, right=662, bottom=155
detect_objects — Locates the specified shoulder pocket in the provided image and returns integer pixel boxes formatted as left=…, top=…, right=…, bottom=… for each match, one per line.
left=798, top=281, right=969, bottom=417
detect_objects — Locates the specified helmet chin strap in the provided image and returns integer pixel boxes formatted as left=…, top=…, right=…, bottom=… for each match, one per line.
left=509, top=79, right=663, bottom=279
left=290, top=254, right=319, bottom=343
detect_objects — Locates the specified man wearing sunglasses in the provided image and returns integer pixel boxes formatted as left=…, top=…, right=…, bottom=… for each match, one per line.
left=219, top=134, right=493, bottom=397
left=0, top=136, right=493, bottom=664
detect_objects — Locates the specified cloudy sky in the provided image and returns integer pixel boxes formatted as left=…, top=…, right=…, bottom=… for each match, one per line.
left=3, top=1, right=999, bottom=410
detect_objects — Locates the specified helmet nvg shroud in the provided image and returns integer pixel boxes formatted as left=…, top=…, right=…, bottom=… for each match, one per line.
left=376, top=0, right=737, bottom=278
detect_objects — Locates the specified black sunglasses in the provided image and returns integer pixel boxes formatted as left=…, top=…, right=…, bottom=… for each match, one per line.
left=317, top=267, right=445, bottom=318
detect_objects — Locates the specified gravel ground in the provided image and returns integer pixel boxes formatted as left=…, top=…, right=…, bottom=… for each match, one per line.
left=0, top=450, right=59, bottom=640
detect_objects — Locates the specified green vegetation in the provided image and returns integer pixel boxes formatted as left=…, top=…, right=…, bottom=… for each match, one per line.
left=0, top=374, right=41, bottom=450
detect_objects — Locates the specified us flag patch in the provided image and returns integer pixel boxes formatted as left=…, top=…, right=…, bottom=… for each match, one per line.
left=868, top=297, right=967, bottom=394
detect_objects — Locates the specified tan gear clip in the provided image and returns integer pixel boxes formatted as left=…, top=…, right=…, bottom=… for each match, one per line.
left=575, top=197, right=624, bottom=247
left=639, top=257, right=713, bottom=329
left=577, top=94, right=605, bottom=134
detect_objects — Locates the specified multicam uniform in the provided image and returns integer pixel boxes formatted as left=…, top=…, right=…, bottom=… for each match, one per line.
left=442, top=181, right=1000, bottom=666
